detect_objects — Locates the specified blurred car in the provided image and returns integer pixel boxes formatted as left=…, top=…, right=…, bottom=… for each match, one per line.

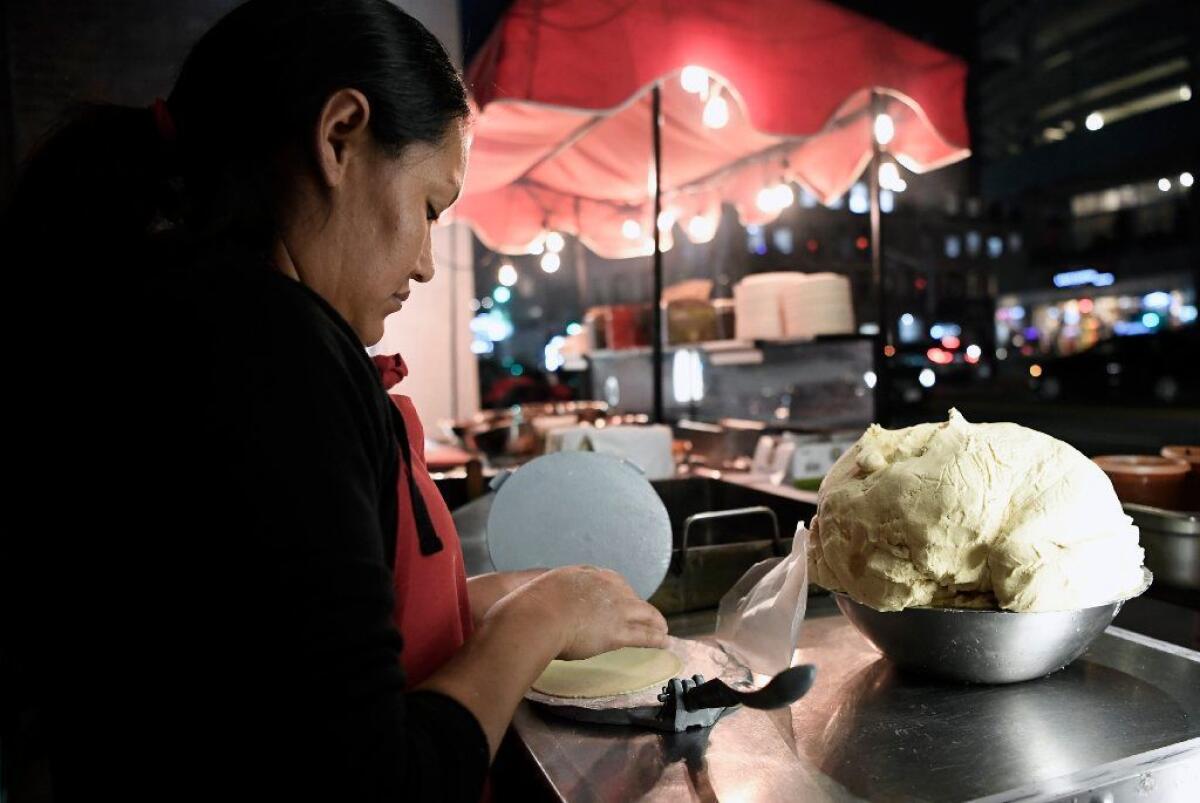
left=1030, top=327, right=1200, bottom=405
left=886, top=341, right=991, bottom=407
left=881, top=344, right=928, bottom=405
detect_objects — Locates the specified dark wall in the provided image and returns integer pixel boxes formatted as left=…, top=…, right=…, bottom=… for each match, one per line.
left=1, top=0, right=460, bottom=203
left=2, top=1, right=15, bottom=206
left=5, top=0, right=240, bottom=172
left=459, top=0, right=511, bottom=67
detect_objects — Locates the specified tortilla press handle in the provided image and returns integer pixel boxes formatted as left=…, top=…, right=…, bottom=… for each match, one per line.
left=488, top=469, right=514, bottom=492
left=681, top=664, right=817, bottom=711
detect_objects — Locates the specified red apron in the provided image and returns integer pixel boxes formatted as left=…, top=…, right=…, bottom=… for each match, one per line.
left=374, top=355, right=473, bottom=686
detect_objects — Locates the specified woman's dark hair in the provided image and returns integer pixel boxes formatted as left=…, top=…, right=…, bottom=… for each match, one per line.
left=5, top=0, right=468, bottom=267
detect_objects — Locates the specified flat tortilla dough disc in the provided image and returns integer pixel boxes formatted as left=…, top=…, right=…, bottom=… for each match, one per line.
left=532, top=647, right=684, bottom=698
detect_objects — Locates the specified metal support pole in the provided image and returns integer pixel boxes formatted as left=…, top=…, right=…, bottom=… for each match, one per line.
left=651, top=84, right=665, bottom=424
left=869, top=90, right=891, bottom=425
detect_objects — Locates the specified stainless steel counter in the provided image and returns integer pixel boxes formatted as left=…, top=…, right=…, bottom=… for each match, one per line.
left=512, top=610, right=1200, bottom=802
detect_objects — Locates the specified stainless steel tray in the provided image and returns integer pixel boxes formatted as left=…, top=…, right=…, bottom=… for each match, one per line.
left=512, top=610, right=1200, bottom=802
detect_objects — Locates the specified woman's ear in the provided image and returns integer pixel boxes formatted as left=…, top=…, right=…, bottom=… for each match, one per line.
left=313, top=88, right=371, bottom=189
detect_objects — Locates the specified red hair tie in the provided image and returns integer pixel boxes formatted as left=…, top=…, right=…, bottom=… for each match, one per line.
left=150, top=97, right=177, bottom=143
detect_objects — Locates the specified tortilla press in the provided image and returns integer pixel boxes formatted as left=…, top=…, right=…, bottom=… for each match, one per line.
left=486, top=451, right=673, bottom=600
left=531, top=664, right=816, bottom=733
left=527, top=637, right=816, bottom=733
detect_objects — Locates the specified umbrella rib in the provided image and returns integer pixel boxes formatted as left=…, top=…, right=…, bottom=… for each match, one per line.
left=516, top=177, right=641, bottom=209
left=671, top=105, right=872, bottom=195
left=515, top=135, right=821, bottom=209
left=514, top=134, right=811, bottom=209
left=511, top=112, right=613, bottom=186
left=509, top=102, right=874, bottom=210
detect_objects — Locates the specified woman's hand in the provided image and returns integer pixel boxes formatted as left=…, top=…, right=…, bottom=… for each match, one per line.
left=419, top=565, right=668, bottom=758
left=503, top=565, right=669, bottom=660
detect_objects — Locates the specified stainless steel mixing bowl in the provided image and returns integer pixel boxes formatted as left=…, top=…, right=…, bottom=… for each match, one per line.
left=833, top=568, right=1153, bottom=684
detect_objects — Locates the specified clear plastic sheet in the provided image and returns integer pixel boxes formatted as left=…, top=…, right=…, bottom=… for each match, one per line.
left=716, top=522, right=811, bottom=677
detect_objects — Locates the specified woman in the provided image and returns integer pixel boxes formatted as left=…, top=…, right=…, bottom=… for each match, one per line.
left=4, top=1, right=667, bottom=801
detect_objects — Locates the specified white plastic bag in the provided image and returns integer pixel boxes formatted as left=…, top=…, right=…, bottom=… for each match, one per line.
left=715, top=522, right=810, bottom=677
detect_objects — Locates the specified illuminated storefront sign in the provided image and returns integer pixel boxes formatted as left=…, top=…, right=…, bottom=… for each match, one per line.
left=1053, top=268, right=1115, bottom=288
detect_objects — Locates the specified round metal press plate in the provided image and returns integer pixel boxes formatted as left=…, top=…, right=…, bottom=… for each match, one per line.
left=486, top=451, right=672, bottom=600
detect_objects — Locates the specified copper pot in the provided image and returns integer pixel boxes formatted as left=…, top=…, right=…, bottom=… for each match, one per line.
left=1160, top=446, right=1200, bottom=511
left=1093, top=455, right=1190, bottom=510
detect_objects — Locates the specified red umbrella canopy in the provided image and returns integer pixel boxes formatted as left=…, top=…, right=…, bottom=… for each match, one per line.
left=455, top=0, right=970, bottom=259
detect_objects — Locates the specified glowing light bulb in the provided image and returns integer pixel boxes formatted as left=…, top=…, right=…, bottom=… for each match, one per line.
left=873, top=113, right=895, bottom=145
left=879, top=161, right=903, bottom=191
left=681, top=66, right=709, bottom=95
left=756, top=184, right=793, bottom=213
left=686, top=215, right=718, bottom=243
left=703, top=95, right=729, bottom=129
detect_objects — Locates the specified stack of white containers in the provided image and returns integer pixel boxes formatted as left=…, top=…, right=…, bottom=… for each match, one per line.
left=733, top=272, right=807, bottom=340
left=734, top=271, right=855, bottom=341
left=782, top=272, right=855, bottom=338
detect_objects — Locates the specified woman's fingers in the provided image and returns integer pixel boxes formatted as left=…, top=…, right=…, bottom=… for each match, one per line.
left=620, top=622, right=669, bottom=650
left=618, top=599, right=668, bottom=631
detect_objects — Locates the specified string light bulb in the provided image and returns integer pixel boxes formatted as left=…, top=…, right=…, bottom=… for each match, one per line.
left=703, top=94, right=729, bottom=129
left=681, top=66, right=709, bottom=95
left=686, top=215, right=718, bottom=243
left=873, top=113, right=895, bottom=145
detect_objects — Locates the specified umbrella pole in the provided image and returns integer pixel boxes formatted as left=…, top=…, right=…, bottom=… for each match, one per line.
left=868, top=90, right=891, bottom=426
left=651, top=83, right=665, bottom=424
left=572, top=196, right=589, bottom=311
